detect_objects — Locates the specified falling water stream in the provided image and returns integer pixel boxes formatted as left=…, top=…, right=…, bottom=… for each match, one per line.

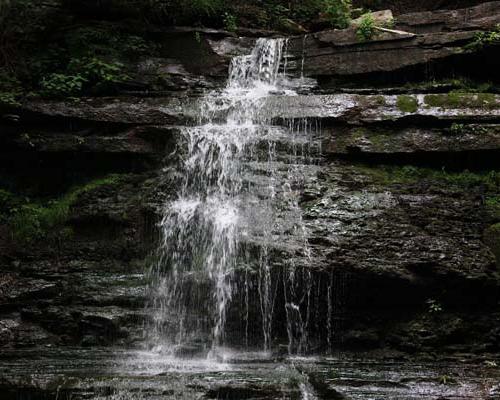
left=147, top=38, right=320, bottom=358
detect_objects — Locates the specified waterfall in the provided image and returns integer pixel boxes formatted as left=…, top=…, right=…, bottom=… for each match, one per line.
left=147, top=38, right=319, bottom=356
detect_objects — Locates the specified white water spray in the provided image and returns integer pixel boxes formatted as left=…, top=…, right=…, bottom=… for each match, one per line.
left=147, top=38, right=319, bottom=356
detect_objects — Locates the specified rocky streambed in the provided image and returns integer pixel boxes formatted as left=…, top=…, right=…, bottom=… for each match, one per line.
left=1, top=348, right=499, bottom=399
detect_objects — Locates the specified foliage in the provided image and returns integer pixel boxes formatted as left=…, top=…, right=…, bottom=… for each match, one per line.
left=223, top=12, right=237, bottom=31
left=465, top=24, right=500, bottom=50
left=0, top=68, right=22, bottom=105
left=148, top=0, right=226, bottom=25
left=0, top=0, right=50, bottom=68
left=5, top=174, right=124, bottom=244
left=485, top=196, right=500, bottom=208
left=290, top=0, right=325, bottom=21
left=396, top=95, right=418, bottom=113
left=69, top=57, right=127, bottom=84
left=449, top=123, right=465, bottom=135
left=40, top=73, right=86, bottom=97
left=325, top=0, right=352, bottom=29
left=40, top=57, right=127, bottom=98
left=486, top=196, right=500, bottom=219
left=356, top=13, right=375, bottom=41
left=267, top=3, right=290, bottom=28
left=0, top=188, right=23, bottom=223
left=3, top=18, right=150, bottom=99
left=0, top=91, right=20, bottom=106
left=64, top=25, right=153, bottom=59
left=426, top=299, right=443, bottom=314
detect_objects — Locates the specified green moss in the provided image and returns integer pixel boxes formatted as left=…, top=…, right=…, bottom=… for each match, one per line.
left=484, top=223, right=500, bottom=269
left=357, top=165, right=500, bottom=190
left=396, top=95, right=418, bottom=113
left=486, top=196, right=500, bottom=219
left=424, top=92, right=498, bottom=109
left=352, top=127, right=368, bottom=139
left=6, top=174, right=125, bottom=244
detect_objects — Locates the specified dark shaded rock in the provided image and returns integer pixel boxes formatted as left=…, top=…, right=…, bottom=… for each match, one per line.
left=300, top=162, right=500, bottom=309
left=0, top=275, right=60, bottom=306
left=0, top=315, right=57, bottom=348
left=342, top=329, right=381, bottom=348
left=0, top=173, right=159, bottom=348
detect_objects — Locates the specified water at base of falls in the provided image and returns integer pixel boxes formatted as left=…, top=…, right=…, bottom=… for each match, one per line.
left=146, top=38, right=320, bottom=357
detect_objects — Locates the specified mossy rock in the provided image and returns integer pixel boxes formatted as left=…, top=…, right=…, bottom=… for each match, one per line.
left=397, top=95, right=418, bottom=113
left=484, top=223, right=500, bottom=269
left=424, top=92, right=498, bottom=109
left=352, top=164, right=500, bottom=189
left=486, top=196, right=500, bottom=218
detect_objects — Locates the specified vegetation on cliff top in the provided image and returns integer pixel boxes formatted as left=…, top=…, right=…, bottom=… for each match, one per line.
left=0, top=0, right=356, bottom=102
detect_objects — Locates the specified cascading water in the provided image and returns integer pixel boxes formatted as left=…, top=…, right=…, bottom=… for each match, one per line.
left=146, top=38, right=320, bottom=356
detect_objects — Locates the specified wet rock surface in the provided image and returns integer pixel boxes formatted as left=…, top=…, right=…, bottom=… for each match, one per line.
left=0, top=348, right=499, bottom=399
left=0, top=3, right=499, bottom=396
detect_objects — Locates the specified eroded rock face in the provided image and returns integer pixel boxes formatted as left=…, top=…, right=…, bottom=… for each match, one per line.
left=0, top=2, right=499, bottom=354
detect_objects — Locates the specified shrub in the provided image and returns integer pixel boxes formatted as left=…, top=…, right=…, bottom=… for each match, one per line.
left=223, top=12, right=237, bottom=32
left=40, top=57, right=127, bottom=98
left=40, top=73, right=86, bottom=97
left=465, top=24, right=500, bottom=50
left=0, top=188, right=21, bottom=222
left=68, top=57, right=127, bottom=84
left=148, top=0, right=226, bottom=25
left=0, top=68, right=22, bottom=105
left=356, top=13, right=375, bottom=41
left=0, top=91, right=20, bottom=106
left=325, top=0, right=352, bottom=29
left=291, top=0, right=325, bottom=21
left=267, top=3, right=290, bottom=28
